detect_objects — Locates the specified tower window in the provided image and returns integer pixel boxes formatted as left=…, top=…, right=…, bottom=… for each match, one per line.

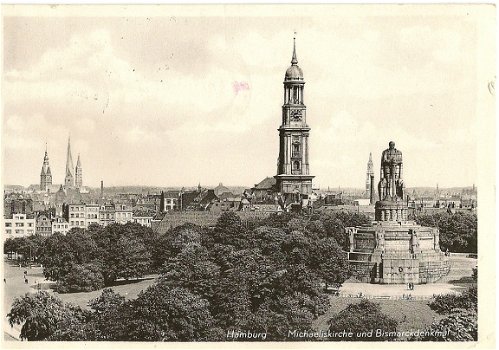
left=293, top=161, right=300, bottom=171
left=292, top=143, right=300, bottom=157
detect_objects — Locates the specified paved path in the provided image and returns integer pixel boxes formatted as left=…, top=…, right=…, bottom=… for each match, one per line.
left=338, top=255, right=476, bottom=299
left=3, top=260, right=45, bottom=341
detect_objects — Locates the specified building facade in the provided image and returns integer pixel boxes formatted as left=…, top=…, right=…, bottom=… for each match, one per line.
left=66, top=204, right=86, bottom=229
left=65, top=203, right=100, bottom=229
left=133, top=214, right=153, bottom=227
left=52, top=217, right=70, bottom=235
left=275, top=39, right=314, bottom=204
left=115, top=204, right=134, bottom=224
left=4, top=213, right=36, bottom=240
left=35, top=214, right=52, bottom=236
left=85, top=204, right=100, bottom=226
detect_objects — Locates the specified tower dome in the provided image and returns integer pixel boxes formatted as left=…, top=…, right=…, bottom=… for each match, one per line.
left=285, top=65, right=303, bottom=80
left=284, top=38, right=304, bottom=81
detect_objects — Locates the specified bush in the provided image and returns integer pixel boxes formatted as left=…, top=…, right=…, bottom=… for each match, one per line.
left=328, top=300, right=398, bottom=341
left=429, top=286, right=477, bottom=314
left=412, top=309, right=477, bottom=341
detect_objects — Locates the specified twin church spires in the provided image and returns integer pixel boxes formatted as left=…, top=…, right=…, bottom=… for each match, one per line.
left=40, top=137, right=83, bottom=191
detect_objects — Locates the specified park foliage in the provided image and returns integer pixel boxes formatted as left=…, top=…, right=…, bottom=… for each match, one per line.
left=415, top=211, right=477, bottom=253
left=7, top=211, right=362, bottom=341
left=5, top=210, right=478, bottom=341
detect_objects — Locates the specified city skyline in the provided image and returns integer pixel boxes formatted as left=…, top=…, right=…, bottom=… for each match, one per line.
left=3, top=6, right=490, bottom=188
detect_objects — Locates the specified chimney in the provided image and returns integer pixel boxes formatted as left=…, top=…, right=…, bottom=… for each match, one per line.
left=159, top=191, right=165, bottom=213
left=370, top=174, right=375, bottom=205
left=100, top=180, right=104, bottom=198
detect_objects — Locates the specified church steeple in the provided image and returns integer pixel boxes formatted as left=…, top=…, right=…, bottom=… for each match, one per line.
left=366, top=152, right=374, bottom=199
left=291, top=37, right=298, bottom=65
left=275, top=37, right=314, bottom=206
left=40, top=143, right=52, bottom=191
left=75, top=153, right=83, bottom=189
left=64, top=136, right=75, bottom=188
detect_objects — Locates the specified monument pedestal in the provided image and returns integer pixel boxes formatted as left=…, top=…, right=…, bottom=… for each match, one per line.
left=347, top=219, right=450, bottom=284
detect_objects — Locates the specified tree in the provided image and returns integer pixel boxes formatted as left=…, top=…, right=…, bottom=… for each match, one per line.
left=415, top=212, right=477, bottom=253
left=4, top=236, right=46, bottom=264
left=321, top=212, right=370, bottom=251
left=309, top=237, right=351, bottom=289
left=95, top=283, right=217, bottom=341
left=110, top=235, right=151, bottom=282
left=56, top=263, right=105, bottom=293
left=87, top=288, right=127, bottom=340
left=39, top=230, right=99, bottom=282
left=161, top=243, right=220, bottom=300
left=38, top=233, right=75, bottom=281
left=91, top=224, right=151, bottom=285
left=7, top=291, right=89, bottom=341
left=328, top=300, right=398, bottom=341
left=213, top=212, right=248, bottom=248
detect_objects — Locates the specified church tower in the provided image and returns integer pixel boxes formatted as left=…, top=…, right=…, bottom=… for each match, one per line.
left=40, top=144, right=52, bottom=191
left=275, top=38, right=314, bottom=203
left=75, top=153, right=83, bottom=189
left=64, top=137, right=75, bottom=189
left=366, top=153, right=374, bottom=198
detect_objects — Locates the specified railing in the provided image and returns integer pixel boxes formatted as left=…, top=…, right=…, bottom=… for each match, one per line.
left=336, top=293, right=441, bottom=301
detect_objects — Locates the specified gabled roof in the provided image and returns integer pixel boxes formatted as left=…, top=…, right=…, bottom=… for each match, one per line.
left=253, top=177, right=276, bottom=190
left=214, top=183, right=231, bottom=196
left=164, top=190, right=180, bottom=198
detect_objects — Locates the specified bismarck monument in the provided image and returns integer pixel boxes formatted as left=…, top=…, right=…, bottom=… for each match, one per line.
left=346, top=142, right=450, bottom=284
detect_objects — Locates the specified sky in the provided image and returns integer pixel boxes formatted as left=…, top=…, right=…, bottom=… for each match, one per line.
left=2, top=5, right=493, bottom=189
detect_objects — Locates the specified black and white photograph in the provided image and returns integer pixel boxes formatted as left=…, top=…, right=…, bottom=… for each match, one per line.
left=1, top=3, right=496, bottom=347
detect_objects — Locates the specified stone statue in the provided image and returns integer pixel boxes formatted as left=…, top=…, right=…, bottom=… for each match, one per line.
left=378, top=141, right=404, bottom=201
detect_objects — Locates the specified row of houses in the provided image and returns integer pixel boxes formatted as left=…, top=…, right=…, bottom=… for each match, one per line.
left=3, top=203, right=158, bottom=241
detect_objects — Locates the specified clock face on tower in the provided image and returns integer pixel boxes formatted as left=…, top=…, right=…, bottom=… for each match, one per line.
left=290, top=109, right=302, bottom=121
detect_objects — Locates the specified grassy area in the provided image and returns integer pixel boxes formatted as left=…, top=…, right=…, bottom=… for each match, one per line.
left=313, top=296, right=441, bottom=340
left=55, top=276, right=158, bottom=309
left=4, top=258, right=158, bottom=311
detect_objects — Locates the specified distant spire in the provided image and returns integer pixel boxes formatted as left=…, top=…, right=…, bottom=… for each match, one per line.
left=65, top=135, right=75, bottom=187
left=369, top=152, right=372, bottom=162
left=66, top=136, right=74, bottom=174
left=291, top=36, right=298, bottom=65
left=76, top=153, right=81, bottom=167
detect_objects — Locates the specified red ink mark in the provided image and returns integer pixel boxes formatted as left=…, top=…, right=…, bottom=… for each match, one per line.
left=233, top=81, right=250, bottom=94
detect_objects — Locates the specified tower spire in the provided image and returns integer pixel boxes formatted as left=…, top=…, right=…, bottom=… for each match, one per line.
left=65, top=135, right=75, bottom=188
left=40, top=142, right=52, bottom=191
left=291, top=35, right=298, bottom=65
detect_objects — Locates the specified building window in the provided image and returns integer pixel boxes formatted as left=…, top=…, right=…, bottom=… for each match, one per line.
left=293, top=161, right=300, bottom=171
left=5, top=223, right=12, bottom=227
